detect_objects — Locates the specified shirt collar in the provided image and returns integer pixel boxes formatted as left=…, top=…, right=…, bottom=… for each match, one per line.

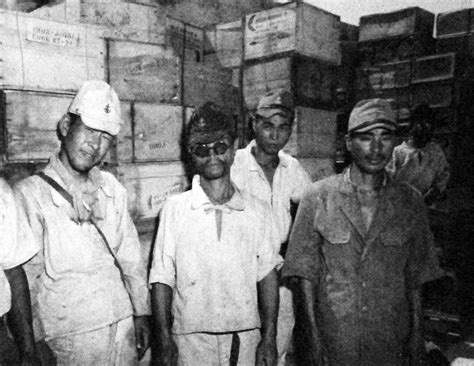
left=190, top=175, right=245, bottom=212
left=340, top=165, right=389, bottom=194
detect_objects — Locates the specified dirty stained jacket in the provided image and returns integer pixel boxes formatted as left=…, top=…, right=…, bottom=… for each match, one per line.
left=14, top=161, right=150, bottom=341
left=282, top=168, right=443, bottom=365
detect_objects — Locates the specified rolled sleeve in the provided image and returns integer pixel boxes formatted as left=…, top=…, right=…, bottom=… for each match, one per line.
left=282, top=188, right=321, bottom=282
left=115, top=189, right=151, bottom=316
left=290, top=162, right=312, bottom=205
left=149, top=200, right=177, bottom=288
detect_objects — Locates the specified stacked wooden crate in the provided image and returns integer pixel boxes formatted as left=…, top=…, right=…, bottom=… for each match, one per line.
left=238, top=2, right=341, bottom=181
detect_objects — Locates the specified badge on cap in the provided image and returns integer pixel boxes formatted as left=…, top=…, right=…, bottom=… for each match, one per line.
left=104, top=104, right=111, bottom=114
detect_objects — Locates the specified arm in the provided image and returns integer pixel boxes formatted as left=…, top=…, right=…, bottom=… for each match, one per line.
left=4, top=266, right=39, bottom=366
left=151, top=283, right=178, bottom=366
left=408, top=288, right=426, bottom=365
left=256, top=269, right=279, bottom=366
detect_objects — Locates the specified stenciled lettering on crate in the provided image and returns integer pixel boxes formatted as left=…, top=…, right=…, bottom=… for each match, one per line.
left=107, top=39, right=180, bottom=103
left=244, top=2, right=340, bottom=64
left=283, top=107, right=337, bottom=159
left=116, top=162, right=189, bottom=221
left=0, top=10, right=105, bottom=92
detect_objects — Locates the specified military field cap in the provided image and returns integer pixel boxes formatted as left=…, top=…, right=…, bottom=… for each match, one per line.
left=68, top=80, right=123, bottom=136
left=186, top=102, right=235, bottom=145
left=348, top=98, right=397, bottom=134
left=256, top=88, right=294, bottom=119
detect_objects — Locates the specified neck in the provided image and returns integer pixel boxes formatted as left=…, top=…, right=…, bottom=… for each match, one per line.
left=58, top=150, right=89, bottom=183
left=251, top=144, right=279, bottom=169
left=199, top=175, right=234, bottom=205
left=350, top=164, right=385, bottom=191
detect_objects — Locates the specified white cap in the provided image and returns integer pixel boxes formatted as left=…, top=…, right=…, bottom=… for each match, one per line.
left=68, top=80, right=123, bottom=136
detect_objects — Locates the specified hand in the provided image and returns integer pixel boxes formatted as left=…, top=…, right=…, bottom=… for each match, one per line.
left=134, top=315, right=151, bottom=360
left=255, top=337, right=277, bottom=366
left=155, top=337, right=178, bottom=366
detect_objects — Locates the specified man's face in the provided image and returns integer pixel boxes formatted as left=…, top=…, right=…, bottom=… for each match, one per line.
left=61, top=117, right=113, bottom=174
left=190, top=135, right=235, bottom=181
left=253, top=114, right=292, bottom=155
left=346, top=127, right=395, bottom=175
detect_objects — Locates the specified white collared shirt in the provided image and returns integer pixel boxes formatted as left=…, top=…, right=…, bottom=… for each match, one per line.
left=149, top=175, right=282, bottom=334
left=0, top=179, right=38, bottom=316
left=14, top=159, right=150, bottom=340
left=231, top=140, right=312, bottom=244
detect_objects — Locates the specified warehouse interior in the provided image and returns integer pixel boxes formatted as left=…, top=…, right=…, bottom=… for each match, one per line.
left=0, top=0, right=473, bottom=363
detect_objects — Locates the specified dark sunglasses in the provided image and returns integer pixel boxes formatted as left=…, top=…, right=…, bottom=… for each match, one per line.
left=191, top=140, right=230, bottom=158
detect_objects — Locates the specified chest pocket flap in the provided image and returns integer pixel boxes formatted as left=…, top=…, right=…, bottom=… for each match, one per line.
left=314, top=210, right=351, bottom=244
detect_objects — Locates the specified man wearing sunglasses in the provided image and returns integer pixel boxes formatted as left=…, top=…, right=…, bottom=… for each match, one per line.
left=231, top=88, right=311, bottom=365
left=150, top=102, right=282, bottom=366
left=282, top=99, right=443, bottom=365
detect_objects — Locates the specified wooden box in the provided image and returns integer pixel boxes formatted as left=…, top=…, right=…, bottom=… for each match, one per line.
left=244, top=2, right=340, bottom=64
left=412, top=53, right=456, bottom=83
left=0, top=10, right=106, bottom=92
left=183, top=53, right=239, bottom=112
left=297, top=157, right=335, bottom=182
left=412, top=82, right=456, bottom=108
left=359, top=7, right=434, bottom=42
left=283, top=107, right=337, bottom=158
left=115, top=100, right=133, bottom=163
left=116, top=162, right=189, bottom=221
left=107, top=39, right=180, bottom=103
left=243, top=55, right=337, bottom=110
left=205, top=20, right=243, bottom=68
left=436, top=9, right=472, bottom=38
left=166, top=17, right=204, bottom=62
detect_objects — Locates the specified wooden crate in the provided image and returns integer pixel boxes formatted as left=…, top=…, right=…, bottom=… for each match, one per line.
left=436, top=9, right=472, bottom=38
left=115, top=100, right=133, bottom=163
left=133, top=103, right=185, bottom=163
left=355, top=61, right=411, bottom=93
left=0, top=10, right=106, bottom=92
left=205, top=19, right=243, bottom=68
left=0, top=0, right=41, bottom=12
left=243, top=55, right=336, bottom=111
left=283, top=107, right=337, bottom=158
left=297, top=157, right=335, bottom=182
left=244, top=2, right=340, bottom=64
left=412, top=82, right=456, bottom=108
left=0, top=90, right=72, bottom=162
left=183, top=53, right=239, bottom=112
left=412, top=53, right=456, bottom=83
left=166, top=16, right=204, bottom=62
left=107, top=39, right=180, bottom=103
left=359, top=7, right=434, bottom=42
left=116, top=162, right=189, bottom=221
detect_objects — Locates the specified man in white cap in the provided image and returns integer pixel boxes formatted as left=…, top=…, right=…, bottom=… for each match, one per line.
left=282, top=99, right=443, bottom=365
left=14, top=80, right=150, bottom=365
left=231, top=89, right=311, bottom=365
left=0, top=178, right=40, bottom=365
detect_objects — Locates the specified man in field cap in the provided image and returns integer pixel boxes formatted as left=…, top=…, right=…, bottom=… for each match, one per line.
left=282, top=98, right=443, bottom=365
left=150, top=102, right=281, bottom=366
left=14, top=80, right=151, bottom=365
left=231, top=88, right=311, bottom=365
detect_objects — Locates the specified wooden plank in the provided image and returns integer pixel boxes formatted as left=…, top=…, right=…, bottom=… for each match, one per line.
left=116, top=100, right=133, bottom=163
left=283, top=107, right=337, bottom=158
left=244, top=3, right=340, bottom=63
left=116, top=162, right=189, bottom=221
left=0, top=10, right=106, bottom=92
left=0, top=90, right=73, bottom=162
left=133, top=103, right=185, bottom=162
left=107, top=39, right=180, bottom=103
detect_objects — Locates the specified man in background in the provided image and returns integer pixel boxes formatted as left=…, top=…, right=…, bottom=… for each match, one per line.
left=1, top=178, right=39, bottom=365
left=282, top=99, right=443, bottom=365
left=150, top=102, right=281, bottom=366
left=14, top=80, right=150, bottom=365
left=231, top=88, right=311, bottom=365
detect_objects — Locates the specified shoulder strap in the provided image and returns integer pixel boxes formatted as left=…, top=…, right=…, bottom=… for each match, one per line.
left=35, top=172, right=128, bottom=285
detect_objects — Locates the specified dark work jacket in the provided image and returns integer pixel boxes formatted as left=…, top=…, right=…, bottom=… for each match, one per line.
left=282, top=168, right=443, bottom=366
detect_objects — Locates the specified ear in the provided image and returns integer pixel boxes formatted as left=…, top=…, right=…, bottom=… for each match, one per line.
left=233, top=138, right=239, bottom=150
left=58, top=114, right=72, bottom=138
left=251, top=113, right=258, bottom=133
left=344, top=134, right=352, bottom=153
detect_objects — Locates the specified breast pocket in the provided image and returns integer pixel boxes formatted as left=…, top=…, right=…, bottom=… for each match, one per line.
left=380, top=228, right=404, bottom=248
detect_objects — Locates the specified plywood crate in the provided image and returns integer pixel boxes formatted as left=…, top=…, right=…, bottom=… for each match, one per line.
left=244, top=2, right=340, bottom=64
left=412, top=53, right=455, bottom=84
left=436, top=9, right=473, bottom=38
left=116, top=161, right=189, bottom=221
left=107, top=39, right=180, bottom=103
left=243, top=55, right=337, bottom=110
left=298, top=157, right=335, bottom=182
left=205, top=19, right=243, bottom=68
left=0, top=10, right=106, bottom=92
left=359, top=7, right=434, bottom=42
left=283, top=107, right=337, bottom=158
left=166, top=17, right=204, bottom=62
left=183, top=53, right=240, bottom=113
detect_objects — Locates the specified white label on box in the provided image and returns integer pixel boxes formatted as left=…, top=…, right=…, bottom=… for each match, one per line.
left=245, top=7, right=296, bottom=60
left=26, top=23, right=80, bottom=47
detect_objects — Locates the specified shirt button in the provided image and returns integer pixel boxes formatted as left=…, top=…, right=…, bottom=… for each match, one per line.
left=362, top=282, right=367, bottom=288
left=362, top=306, right=368, bottom=312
